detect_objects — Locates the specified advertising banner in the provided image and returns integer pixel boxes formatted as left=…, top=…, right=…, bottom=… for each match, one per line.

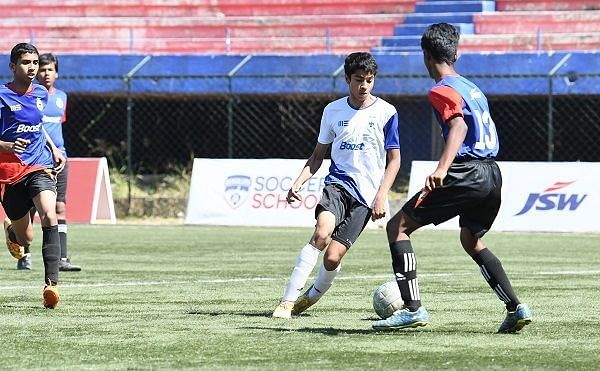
left=0, top=157, right=116, bottom=224
left=408, top=161, right=600, bottom=232
left=185, top=159, right=331, bottom=227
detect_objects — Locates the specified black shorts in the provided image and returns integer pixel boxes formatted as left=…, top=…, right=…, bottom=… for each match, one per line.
left=1, top=170, right=57, bottom=220
left=56, top=161, right=68, bottom=203
left=316, top=184, right=372, bottom=249
left=402, top=158, right=502, bottom=238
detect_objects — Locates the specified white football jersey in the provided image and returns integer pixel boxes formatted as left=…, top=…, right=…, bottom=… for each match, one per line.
left=318, top=96, right=400, bottom=207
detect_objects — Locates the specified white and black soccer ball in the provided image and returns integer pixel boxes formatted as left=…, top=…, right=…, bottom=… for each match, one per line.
left=372, top=281, right=404, bottom=319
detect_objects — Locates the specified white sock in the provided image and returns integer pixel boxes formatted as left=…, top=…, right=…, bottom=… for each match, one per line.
left=281, top=243, right=321, bottom=302
left=308, top=263, right=341, bottom=301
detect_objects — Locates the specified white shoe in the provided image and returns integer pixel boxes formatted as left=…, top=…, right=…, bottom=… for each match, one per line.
left=272, top=300, right=294, bottom=319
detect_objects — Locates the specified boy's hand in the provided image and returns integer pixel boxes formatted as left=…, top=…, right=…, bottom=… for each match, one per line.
left=12, top=138, right=30, bottom=154
left=371, top=194, right=387, bottom=221
left=52, top=147, right=66, bottom=173
left=425, top=168, right=447, bottom=191
left=286, top=185, right=302, bottom=204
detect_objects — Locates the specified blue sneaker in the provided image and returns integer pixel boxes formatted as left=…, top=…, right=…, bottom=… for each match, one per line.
left=497, top=304, right=532, bottom=333
left=372, top=306, right=429, bottom=330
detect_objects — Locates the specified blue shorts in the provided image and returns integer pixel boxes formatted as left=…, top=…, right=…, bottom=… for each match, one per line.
left=1, top=170, right=57, bottom=220
left=316, top=184, right=372, bottom=249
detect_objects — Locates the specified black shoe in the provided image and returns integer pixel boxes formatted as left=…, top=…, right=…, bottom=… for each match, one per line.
left=59, top=258, right=81, bottom=272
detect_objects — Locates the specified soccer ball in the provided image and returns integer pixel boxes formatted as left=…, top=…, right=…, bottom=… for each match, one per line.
left=372, top=281, right=404, bottom=319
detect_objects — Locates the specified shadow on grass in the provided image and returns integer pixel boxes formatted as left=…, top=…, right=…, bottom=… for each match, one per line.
left=185, top=310, right=491, bottom=335
left=187, top=310, right=274, bottom=317
left=241, top=326, right=431, bottom=336
left=0, top=303, right=43, bottom=310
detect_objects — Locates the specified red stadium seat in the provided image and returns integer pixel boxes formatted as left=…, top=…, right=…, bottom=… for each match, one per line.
left=0, top=0, right=598, bottom=54
left=470, top=10, right=600, bottom=52
left=0, top=0, right=415, bottom=54
left=496, top=0, right=600, bottom=11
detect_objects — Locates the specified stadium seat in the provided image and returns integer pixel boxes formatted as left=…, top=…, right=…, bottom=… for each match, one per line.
left=0, top=0, right=416, bottom=54
left=0, top=0, right=599, bottom=54
left=378, top=0, right=600, bottom=53
left=496, top=0, right=600, bottom=11
left=378, top=1, right=494, bottom=52
left=468, top=10, right=600, bottom=51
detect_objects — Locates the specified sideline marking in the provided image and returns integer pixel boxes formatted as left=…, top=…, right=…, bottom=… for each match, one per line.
left=1, top=270, right=599, bottom=291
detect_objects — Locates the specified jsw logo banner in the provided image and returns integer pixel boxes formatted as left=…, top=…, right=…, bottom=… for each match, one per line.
left=408, top=161, right=600, bottom=233
left=514, top=181, right=587, bottom=216
left=185, top=158, right=331, bottom=227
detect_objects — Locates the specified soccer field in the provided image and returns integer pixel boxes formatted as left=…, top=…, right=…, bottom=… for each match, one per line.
left=1, top=225, right=599, bottom=369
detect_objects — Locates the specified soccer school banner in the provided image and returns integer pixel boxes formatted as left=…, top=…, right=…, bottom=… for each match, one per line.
left=185, top=158, right=389, bottom=227
left=0, top=157, right=116, bottom=224
left=408, top=161, right=600, bottom=233
left=185, top=159, right=330, bottom=227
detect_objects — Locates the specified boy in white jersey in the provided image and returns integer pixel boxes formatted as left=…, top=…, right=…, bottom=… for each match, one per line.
left=273, top=52, right=401, bottom=319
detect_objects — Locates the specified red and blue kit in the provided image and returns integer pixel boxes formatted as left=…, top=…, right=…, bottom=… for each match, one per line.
left=428, top=75, right=499, bottom=160
left=41, top=88, right=67, bottom=158
left=0, top=83, right=52, bottom=184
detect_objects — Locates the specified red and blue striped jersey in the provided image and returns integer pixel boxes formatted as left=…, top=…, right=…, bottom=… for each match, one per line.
left=42, top=88, right=68, bottom=157
left=428, top=75, right=499, bottom=160
left=0, top=83, right=53, bottom=184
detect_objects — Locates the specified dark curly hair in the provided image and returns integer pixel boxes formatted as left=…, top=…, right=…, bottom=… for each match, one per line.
left=421, top=23, right=459, bottom=65
left=10, top=43, right=39, bottom=64
left=39, top=53, right=59, bottom=73
left=344, top=52, right=378, bottom=77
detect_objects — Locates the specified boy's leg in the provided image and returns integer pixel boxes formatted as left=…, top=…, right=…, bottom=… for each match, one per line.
left=33, top=190, right=60, bottom=283
left=307, top=243, right=346, bottom=301
left=292, top=196, right=370, bottom=316
left=57, top=213, right=81, bottom=272
left=461, top=228, right=532, bottom=332
left=3, top=182, right=35, bottom=268
left=273, top=211, right=335, bottom=319
left=4, top=214, right=34, bottom=257
left=386, top=211, right=424, bottom=312
left=33, top=188, right=61, bottom=309
left=280, top=242, right=322, bottom=302
left=55, top=165, right=81, bottom=272
left=291, top=242, right=345, bottom=316
left=13, top=209, right=36, bottom=270
left=373, top=211, right=430, bottom=330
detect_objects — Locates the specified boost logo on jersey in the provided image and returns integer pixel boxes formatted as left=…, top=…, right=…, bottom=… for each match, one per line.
left=339, top=141, right=365, bottom=150
left=515, top=181, right=587, bottom=216
left=16, top=123, right=41, bottom=133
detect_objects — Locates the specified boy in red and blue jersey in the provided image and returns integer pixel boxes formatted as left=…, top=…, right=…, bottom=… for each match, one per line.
left=373, top=23, right=532, bottom=333
left=0, top=43, right=64, bottom=308
left=30, top=53, right=81, bottom=272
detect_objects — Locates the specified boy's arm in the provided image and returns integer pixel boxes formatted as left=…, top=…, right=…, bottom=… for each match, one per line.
left=425, top=85, right=467, bottom=191
left=0, top=138, right=30, bottom=153
left=426, top=116, right=467, bottom=191
left=286, top=142, right=329, bottom=203
left=42, top=126, right=66, bottom=173
left=371, top=148, right=401, bottom=221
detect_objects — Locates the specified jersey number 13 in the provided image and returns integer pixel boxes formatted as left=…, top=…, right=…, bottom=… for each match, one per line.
left=473, top=109, right=498, bottom=150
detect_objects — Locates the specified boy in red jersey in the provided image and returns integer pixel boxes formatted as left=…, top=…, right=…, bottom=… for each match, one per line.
left=27, top=53, right=81, bottom=272
left=372, top=24, right=531, bottom=333
left=0, top=43, right=65, bottom=308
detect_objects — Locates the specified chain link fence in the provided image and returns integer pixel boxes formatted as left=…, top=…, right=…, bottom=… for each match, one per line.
left=58, top=73, right=600, bottom=171
left=3, top=72, right=598, bottom=215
